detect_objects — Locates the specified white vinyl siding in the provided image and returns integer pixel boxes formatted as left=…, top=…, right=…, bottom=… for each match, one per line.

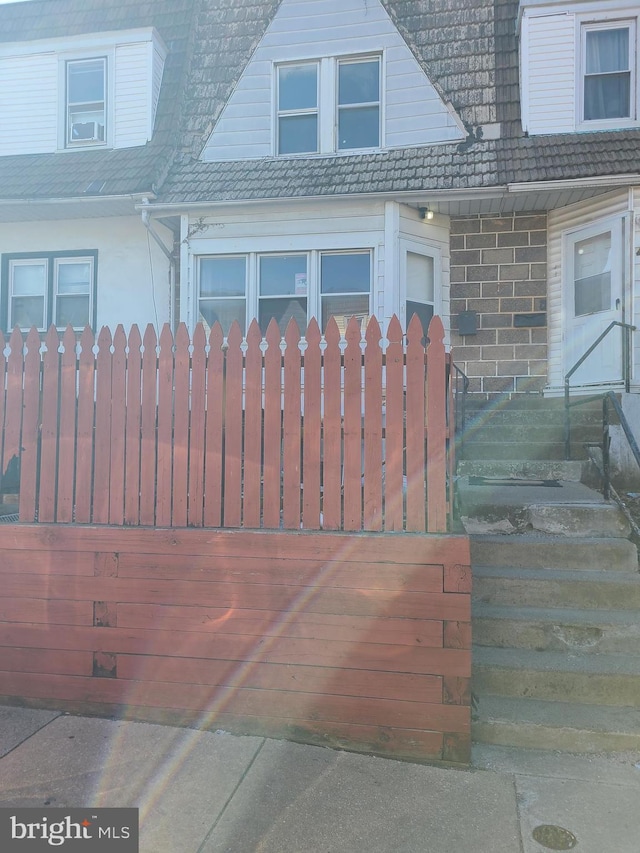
left=0, top=53, right=58, bottom=155
left=521, top=2, right=640, bottom=135
left=0, top=28, right=165, bottom=155
left=202, top=0, right=464, bottom=161
left=523, top=13, right=576, bottom=134
left=114, top=43, right=151, bottom=147
left=547, top=190, right=632, bottom=389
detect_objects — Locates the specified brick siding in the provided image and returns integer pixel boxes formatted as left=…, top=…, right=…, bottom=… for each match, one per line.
left=450, top=213, right=548, bottom=398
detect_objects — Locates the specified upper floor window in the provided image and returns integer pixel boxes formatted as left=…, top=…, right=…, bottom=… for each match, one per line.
left=1, top=251, right=97, bottom=332
left=66, top=58, right=106, bottom=147
left=276, top=55, right=381, bottom=155
left=582, top=22, right=635, bottom=123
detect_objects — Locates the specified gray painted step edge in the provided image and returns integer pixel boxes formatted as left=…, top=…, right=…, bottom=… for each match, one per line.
left=472, top=696, right=640, bottom=753
left=470, top=534, right=639, bottom=571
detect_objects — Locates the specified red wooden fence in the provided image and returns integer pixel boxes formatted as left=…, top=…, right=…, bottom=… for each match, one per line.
left=0, top=314, right=454, bottom=533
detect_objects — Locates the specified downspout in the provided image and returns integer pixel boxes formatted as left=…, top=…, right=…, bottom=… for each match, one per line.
left=141, top=197, right=178, bottom=329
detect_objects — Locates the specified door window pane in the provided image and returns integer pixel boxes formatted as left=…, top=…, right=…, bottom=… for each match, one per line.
left=259, top=255, right=308, bottom=333
left=584, top=27, right=631, bottom=120
left=574, top=232, right=612, bottom=316
left=199, top=257, right=246, bottom=332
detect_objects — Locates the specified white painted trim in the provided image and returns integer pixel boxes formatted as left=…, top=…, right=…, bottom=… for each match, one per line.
left=0, top=28, right=160, bottom=58
left=383, top=201, right=400, bottom=323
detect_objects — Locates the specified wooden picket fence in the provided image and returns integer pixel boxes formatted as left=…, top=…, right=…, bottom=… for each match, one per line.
left=0, top=313, right=454, bottom=533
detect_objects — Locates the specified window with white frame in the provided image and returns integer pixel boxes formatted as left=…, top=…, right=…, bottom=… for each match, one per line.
left=276, top=55, right=381, bottom=155
left=197, top=250, right=372, bottom=334
left=1, top=252, right=97, bottom=332
left=581, top=21, right=635, bottom=124
left=66, top=57, right=107, bottom=146
left=405, top=251, right=435, bottom=331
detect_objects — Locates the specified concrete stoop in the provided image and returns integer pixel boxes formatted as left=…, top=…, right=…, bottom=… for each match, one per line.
left=462, top=467, right=640, bottom=754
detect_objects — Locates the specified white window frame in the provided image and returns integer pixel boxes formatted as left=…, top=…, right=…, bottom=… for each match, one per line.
left=578, top=18, right=637, bottom=130
left=336, top=56, right=382, bottom=152
left=3, top=252, right=96, bottom=332
left=196, top=249, right=374, bottom=333
left=273, top=53, right=383, bottom=156
left=65, top=56, right=108, bottom=148
left=276, top=61, right=320, bottom=155
left=399, top=240, right=441, bottom=331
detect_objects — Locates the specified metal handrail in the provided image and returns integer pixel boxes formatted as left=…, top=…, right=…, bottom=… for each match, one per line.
left=451, top=362, right=469, bottom=456
left=564, top=321, right=636, bottom=459
left=601, top=391, right=640, bottom=500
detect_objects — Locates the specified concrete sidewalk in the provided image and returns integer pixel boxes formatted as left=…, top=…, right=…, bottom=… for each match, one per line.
left=0, top=704, right=639, bottom=852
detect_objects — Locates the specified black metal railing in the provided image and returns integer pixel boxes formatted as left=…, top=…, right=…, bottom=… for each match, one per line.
left=564, top=321, right=636, bottom=460
left=601, top=391, right=640, bottom=500
left=451, top=362, right=469, bottom=456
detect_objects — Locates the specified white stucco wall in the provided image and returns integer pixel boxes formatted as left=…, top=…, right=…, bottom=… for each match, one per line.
left=0, top=215, right=173, bottom=331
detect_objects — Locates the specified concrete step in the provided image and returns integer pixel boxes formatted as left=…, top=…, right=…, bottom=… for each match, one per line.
left=471, top=534, right=639, bottom=571
left=473, top=603, right=640, bottom=655
left=473, top=565, right=640, bottom=610
left=472, top=696, right=640, bottom=753
left=456, top=460, right=585, bottom=482
left=473, top=647, right=640, bottom=707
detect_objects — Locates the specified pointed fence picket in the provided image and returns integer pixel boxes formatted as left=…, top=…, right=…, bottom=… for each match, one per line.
left=0, top=315, right=453, bottom=532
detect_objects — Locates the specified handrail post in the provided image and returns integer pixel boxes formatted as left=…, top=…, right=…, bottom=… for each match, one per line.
left=602, top=394, right=610, bottom=501
left=564, top=376, right=571, bottom=461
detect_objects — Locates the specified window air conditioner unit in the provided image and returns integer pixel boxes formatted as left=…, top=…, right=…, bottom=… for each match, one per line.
left=71, top=121, right=105, bottom=142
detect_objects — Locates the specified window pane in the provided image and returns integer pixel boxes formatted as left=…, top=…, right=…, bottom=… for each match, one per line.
left=259, top=297, right=307, bottom=335
left=12, top=297, right=45, bottom=329
left=574, top=232, right=611, bottom=316
left=278, top=114, right=318, bottom=154
left=11, top=262, right=46, bottom=296
left=198, top=299, right=245, bottom=333
left=584, top=73, right=630, bottom=120
left=278, top=64, right=317, bottom=111
left=338, top=60, right=380, bottom=105
left=260, top=255, right=307, bottom=296
left=321, top=294, right=369, bottom=331
left=200, top=257, right=246, bottom=297
left=586, top=29, right=629, bottom=74
left=68, top=60, right=104, bottom=103
left=321, top=253, right=370, bottom=294
left=406, top=300, right=434, bottom=333
left=56, top=295, right=90, bottom=328
left=406, top=252, right=434, bottom=303
left=57, top=261, right=91, bottom=295
left=338, top=106, right=380, bottom=149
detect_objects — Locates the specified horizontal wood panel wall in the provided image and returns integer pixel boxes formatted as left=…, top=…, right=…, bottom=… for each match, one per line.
left=0, top=313, right=453, bottom=533
left=0, top=525, right=472, bottom=764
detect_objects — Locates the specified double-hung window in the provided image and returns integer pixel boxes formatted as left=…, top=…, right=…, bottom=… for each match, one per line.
left=582, top=21, right=635, bottom=123
left=197, top=250, right=372, bottom=335
left=66, top=58, right=107, bottom=146
left=276, top=55, right=381, bottom=155
left=2, top=251, right=97, bottom=332
left=277, top=63, right=319, bottom=154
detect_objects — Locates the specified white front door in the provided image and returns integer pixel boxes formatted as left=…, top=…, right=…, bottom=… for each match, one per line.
left=564, top=217, right=626, bottom=386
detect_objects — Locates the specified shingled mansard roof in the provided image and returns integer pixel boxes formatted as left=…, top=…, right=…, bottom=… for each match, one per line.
left=0, top=0, right=639, bottom=205
left=0, top=0, right=195, bottom=200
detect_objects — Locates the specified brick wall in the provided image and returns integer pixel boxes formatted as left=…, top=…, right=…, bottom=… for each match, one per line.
left=450, top=213, right=548, bottom=399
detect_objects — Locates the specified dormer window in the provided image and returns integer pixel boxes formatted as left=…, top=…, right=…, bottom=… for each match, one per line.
left=337, top=58, right=380, bottom=149
left=582, top=22, right=634, bottom=123
left=275, top=55, right=382, bottom=156
left=66, top=58, right=106, bottom=147
left=277, top=63, right=319, bottom=154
